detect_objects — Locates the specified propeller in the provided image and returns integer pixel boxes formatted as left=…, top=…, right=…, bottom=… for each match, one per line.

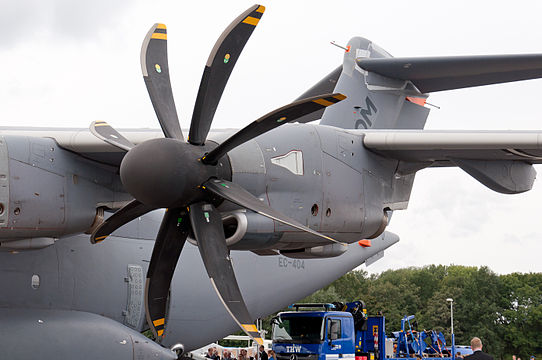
left=188, top=4, right=266, bottom=145
left=89, top=4, right=346, bottom=343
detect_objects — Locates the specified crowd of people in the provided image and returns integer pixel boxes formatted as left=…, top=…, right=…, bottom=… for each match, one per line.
left=205, top=345, right=275, bottom=360
left=204, top=337, right=536, bottom=360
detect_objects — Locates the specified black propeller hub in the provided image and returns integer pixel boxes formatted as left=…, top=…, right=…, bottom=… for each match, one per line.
left=120, top=138, right=221, bottom=208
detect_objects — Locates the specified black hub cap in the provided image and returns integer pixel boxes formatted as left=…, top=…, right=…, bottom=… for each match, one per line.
left=120, top=138, right=215, bottom=208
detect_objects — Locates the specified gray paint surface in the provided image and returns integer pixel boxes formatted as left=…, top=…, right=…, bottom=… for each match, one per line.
left=0, top=208, right=399, bottom=354
left=0, top=308, right=177, bottom=360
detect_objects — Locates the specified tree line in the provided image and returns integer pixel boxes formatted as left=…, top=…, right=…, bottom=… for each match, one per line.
left=268, top=265, right=541, bottom=360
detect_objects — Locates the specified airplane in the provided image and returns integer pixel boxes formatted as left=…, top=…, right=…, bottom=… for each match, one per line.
left=0, top=210, right=399, bottom=359
left=2, top=2, right=542, bottom=359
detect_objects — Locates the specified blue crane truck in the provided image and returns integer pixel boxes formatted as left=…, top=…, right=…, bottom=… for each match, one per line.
left=271, top=301, right=466, bottom=360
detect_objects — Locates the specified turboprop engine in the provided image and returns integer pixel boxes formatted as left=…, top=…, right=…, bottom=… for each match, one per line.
left=0, top=136, right=127, bottom=250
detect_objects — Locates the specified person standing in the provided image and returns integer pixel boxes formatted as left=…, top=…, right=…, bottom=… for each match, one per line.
left=223, top=350, right=234, bottom=360
left=464, top=338, right=493, bottom=360
left=259, top=345, right=268, bottom=360
left=268, top=350, right=275, bottom=360
left=212, top=347, right=220, bottom=360
left=239, top=349, right=247, bottom=360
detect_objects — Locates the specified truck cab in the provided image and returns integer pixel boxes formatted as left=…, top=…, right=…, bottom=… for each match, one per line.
left=272, top=310, right=356, bottom=360
left=272, top=301, right=463, bottom=360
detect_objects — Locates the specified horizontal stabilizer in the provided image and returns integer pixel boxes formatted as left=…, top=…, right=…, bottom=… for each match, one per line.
left=357, top=54, right=542, bottom=93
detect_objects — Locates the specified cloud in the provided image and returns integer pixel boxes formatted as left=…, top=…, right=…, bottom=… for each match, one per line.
left=0, top=0, right=137, bottom=49
left=0, top=1, right=50, bottom=48
left=49, top=0, right=135, bottom=40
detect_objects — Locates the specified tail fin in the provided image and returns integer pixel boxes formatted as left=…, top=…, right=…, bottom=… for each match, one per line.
left=319, top=37, right=542, bottom=130
left=320, top=37, right=431, bottom=130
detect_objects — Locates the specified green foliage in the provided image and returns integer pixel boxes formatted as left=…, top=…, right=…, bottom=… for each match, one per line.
left=500, top=273, right=542, bottom=359
left=285, top=266, right=542, bottom=360
left=142, top=329, right=155, bottom=340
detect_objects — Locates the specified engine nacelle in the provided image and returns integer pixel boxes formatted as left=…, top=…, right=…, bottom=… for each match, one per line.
left=187, top=211, right=249, bottom=247
left=0, top=135, right=126, bottom=242
left=187, top=210, right=281, bottom=249
left=185, top=207, right=389, bottom=253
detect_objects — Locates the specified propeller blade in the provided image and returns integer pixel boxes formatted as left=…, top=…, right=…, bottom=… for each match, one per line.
left=202, top=93, right=347, bottom=164
left=188, top=5, right=265, bottom=146
left=145, top=208, right=190, bottom=341
left=90, top=121, right=135, bottom=152
left=189, top=202, right=264, bottom=345
left=141, top=23, right=184, bottom=140
left=90, top=200, right=156, bottom=244
left=203, top=179, right=345, bottom=245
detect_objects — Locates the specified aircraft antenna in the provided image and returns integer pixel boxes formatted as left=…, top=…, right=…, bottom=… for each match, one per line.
left=330, top=41, right=350, bottom=52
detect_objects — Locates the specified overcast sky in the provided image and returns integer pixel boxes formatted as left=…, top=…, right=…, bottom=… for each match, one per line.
left=2, top=1, right=542, bottom=275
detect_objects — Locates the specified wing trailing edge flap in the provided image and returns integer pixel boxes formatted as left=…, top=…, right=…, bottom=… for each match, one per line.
left=362, top=130, right=542, bottom=194
left=357, top=54, right=542, bottom=93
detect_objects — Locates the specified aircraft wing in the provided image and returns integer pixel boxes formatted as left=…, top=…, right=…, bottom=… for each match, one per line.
left=0, top=128, right=234, bottom=166
left=0, top=128, right=162, bottom=166
left=360, top=130, right=542, bottom=194
left=362, top=130, right=542, bottom=164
